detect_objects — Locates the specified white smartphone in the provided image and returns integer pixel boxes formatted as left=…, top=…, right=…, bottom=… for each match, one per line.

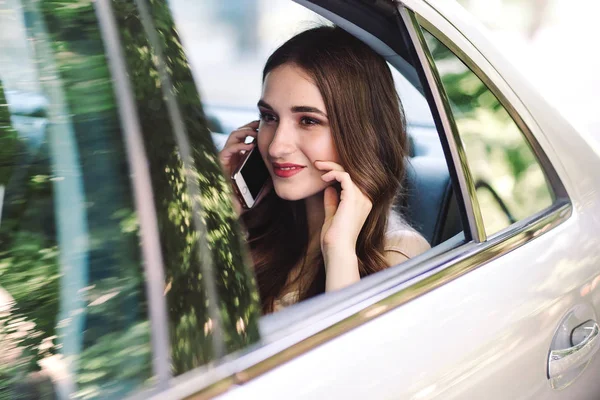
left=231, top=147, right=270, bottom=209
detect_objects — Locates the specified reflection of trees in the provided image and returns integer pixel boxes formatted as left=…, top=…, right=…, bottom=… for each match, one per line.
left=424, top=31, right=553, bottom=234
left=34, top=0, right=151, bottom=397
left=0, top=83, right=18, bottom=186
left=1, top=0, right=262, bottom=396
left=1, top=0, right=151, bottom=398
left=112, top=0, right=260, bottom=374
left=1, top=71, right=60, bottom=400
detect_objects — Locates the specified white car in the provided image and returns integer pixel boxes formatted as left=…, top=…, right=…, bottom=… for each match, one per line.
left=0, top=0, right=598, bottom=399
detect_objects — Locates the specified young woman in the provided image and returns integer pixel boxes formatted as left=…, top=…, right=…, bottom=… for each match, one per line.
left=219, top=26, right=430, bottom=313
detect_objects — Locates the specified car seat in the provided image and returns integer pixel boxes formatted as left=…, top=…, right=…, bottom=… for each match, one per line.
left=400, top=156, right=463, bottom=246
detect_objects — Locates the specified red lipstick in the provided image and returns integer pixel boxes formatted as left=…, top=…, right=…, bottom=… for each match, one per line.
left=272, top=162, right=305, bottom=178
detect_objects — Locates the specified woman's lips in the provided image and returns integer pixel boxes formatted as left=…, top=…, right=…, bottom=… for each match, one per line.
left=272, top=163, right=305, bottom=178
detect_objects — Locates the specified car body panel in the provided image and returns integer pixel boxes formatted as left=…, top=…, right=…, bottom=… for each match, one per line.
left=219, top=201, right=599, bottom=400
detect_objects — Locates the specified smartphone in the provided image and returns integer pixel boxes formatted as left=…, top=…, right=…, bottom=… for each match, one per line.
left=231, top=147, right=270, bottom=209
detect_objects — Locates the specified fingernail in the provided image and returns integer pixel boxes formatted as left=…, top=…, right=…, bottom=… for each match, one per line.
left=240, top=150, right=247, bottom=155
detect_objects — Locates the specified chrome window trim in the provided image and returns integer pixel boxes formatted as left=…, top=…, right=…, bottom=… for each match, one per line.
left=94, top=0, right=172, bottom=388
left=141, top=203, right=572, bottom=400
left=399, top=7, right=486, bottom=243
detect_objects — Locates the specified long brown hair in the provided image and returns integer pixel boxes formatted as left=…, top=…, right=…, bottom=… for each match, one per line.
left=243, top=26, right=408, bottom=313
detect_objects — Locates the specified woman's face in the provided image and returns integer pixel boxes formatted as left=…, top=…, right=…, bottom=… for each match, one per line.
left=257, top=64, right=340, bottom=201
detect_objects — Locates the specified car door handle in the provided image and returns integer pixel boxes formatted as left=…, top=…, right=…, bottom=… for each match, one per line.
left=548, top=320, right=600, bottom=379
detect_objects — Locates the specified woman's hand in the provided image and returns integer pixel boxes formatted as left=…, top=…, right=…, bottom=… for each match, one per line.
left=219, top=121, right=259, bottom=178
left=316, top=161, right=373, bottom=252
left=219, top=121, right=271, bottom=214
left=315, top=161, right=372, bottom=291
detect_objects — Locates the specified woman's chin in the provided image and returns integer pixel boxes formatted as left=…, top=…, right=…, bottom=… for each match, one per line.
left=273, top=187, right=304, bottom=201
left=273, top=184, right=326, bottom=201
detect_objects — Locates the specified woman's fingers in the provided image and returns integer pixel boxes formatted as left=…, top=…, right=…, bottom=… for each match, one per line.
left=320, top=169, right=372, bottom=211
left=217, top=120, right=260, bottom=218
left=224, top=120, right=259, bottom=146
left=221, top=142, right=255, bottom=157
left=314, top=160, right=344, bottom=172
left=225, top=128, right=257, bottom=146
left=219, top=142, right=254, bottom=163
left=320, top=170, right=352, bottom=192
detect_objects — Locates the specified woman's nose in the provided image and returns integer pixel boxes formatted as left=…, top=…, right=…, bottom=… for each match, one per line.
left=268, top=123, right=296, bottom=158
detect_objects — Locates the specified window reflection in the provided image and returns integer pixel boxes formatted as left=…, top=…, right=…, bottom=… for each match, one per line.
left=0, top=2, right=151, bottom=398
left=114, top=0, right=260, bottom=375
left=422, top=30, right=554, bottom=236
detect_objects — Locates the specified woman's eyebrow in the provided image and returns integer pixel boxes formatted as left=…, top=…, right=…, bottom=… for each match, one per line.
left=257, top=100, right=273, bottom=110
left=258, top=100, right=327, bottom=117
left=291, top=106, right=327, bottom=117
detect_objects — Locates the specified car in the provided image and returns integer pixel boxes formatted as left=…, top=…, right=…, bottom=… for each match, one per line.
left=0, top=0, right=599, bottom=399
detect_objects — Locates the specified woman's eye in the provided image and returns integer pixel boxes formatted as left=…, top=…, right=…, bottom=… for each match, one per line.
left=300, top=117, right=320, bottom=126
left=259, top=112, right=277, bottom=123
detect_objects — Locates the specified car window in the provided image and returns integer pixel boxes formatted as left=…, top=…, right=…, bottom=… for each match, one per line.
left=421, top=29, right=554, bottom=236
left=0, top=4, right=151, bottom=398
left=0, top=0, right=260, bottom=397
left=114, top=0, right=261, bottom=375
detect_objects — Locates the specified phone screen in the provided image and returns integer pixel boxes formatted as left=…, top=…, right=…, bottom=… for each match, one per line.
left=241, top=148, right=269, bottom=198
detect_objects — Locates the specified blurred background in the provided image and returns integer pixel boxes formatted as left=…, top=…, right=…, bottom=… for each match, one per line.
left=166, top=0, right=600, bottom=140
left=458, top=0, right=600, bottom=140
left=2, top=0, right=598, bottom=138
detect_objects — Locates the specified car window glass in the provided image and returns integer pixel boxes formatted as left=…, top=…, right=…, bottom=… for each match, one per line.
left=113, top=0, right=260, bottom=375
left=0, top=0, right=261, bottom=396
left=421, top=29, right=554, bottom=236
left=0, top=3, right=151, bottom=398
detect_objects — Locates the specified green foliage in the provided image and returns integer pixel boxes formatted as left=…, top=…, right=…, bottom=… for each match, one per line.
left=1, top=1, right=262, bottom=397
left=0, top=232, right=60, bottom=339
left=0, top=84, right=18, bottom=186
left=113, top=0, right=261, bottom=375
left=75, top=322, right=152, bottom=400
left=1, top=0, right=152, bottom=397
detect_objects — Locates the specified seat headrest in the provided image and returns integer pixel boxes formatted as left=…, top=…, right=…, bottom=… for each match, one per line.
left=400, top=156, right=461, bottom=245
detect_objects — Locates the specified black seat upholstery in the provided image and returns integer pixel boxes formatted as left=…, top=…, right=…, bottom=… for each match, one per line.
left=400, top=156, right=462, bottom=246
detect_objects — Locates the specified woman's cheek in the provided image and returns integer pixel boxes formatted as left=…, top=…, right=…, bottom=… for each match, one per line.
left=256, top=132, right=270, bottom=158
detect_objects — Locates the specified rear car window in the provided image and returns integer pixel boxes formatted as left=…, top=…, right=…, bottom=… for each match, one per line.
left=422, top=29, right=554, bottom=236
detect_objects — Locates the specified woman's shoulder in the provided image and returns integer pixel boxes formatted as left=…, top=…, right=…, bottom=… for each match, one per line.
left=384, top=228, right=430, bottom=258
left=384, top=211, right=430, bottom=264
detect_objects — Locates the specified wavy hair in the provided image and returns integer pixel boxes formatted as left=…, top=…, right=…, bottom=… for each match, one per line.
left=243, top=26, right=408, bottom=313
